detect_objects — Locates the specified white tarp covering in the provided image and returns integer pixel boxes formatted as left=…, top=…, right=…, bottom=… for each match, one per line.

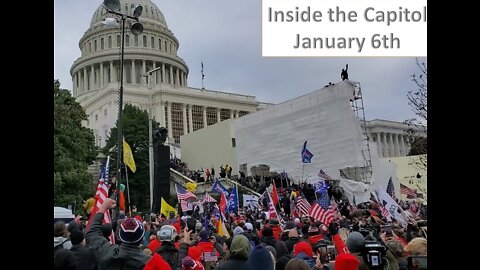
left=234, top=80, right=365, bottom=182
left=338, top=178, right=371, bottom=205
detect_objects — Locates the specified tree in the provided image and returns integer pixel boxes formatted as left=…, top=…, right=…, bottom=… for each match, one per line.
left=54, top=80, right=96, bottom=207
left=103, top=104, right=160, bottom=212
left=404, top=58, right=427, bottom=169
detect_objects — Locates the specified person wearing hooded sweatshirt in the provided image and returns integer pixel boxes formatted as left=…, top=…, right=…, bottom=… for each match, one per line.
left=216, top=234, right=250, bottom=270
left=293, top=241, right=316, bottom=268
left=54, top=221, right=73, bottom=255
left=334, top=253, right=361, bottom=270
left=247, top=245, right=275, bottom=270
left=262, top=227, right=289, bottom=259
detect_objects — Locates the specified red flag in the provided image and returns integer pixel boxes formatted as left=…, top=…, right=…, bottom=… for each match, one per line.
left=219, top=192, right=227, bottom=213
left=271, top=184, right=279, bottom=206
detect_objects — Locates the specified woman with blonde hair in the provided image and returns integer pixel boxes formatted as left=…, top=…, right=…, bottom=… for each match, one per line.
left=405, top=237, right=427, bottom=256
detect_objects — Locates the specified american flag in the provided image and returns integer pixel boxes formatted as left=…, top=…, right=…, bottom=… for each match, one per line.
left=386, top=177, right=397, bottom=201
left=380, top=205, right=391, bottom=220
left=203, top=192, right=217, bottom=203
left=88, top=156, right=114, bottom=244
left=297, top=196, right=311, bottom=216
left=318, top=169, right=333, bottom=180
left=309, top=202, right=335, bottom=225
left=176, top=184, right=197, bottom=201
left=180, top=200, right=193, bottom=212
left=317, top=190, right=331, bottom=210
left=400, top=183, right=417, bottom=198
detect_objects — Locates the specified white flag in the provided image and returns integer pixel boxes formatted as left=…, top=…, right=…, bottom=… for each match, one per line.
left=243, top=194, right=260, bottom=209
left=376, top=186, right=408, bottom=227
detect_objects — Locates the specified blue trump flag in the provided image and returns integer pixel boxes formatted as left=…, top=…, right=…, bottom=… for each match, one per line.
left=211, top=179, right=229, bottom=195
left=227, top=186, right=239, bottom=213
left=301, top=141, right=313, bottom=163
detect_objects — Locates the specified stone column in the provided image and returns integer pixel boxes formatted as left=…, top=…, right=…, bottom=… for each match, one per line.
left=169, top=65, right=174, bottom=85
left=183, top=73, right=188, bottom=87
left=203, top=106, right=207, bottom=128
left=161, top=63, right=166, bottom=83
left=217, top=108, right=221, bottom=123
left=230, top=110, right=234, bottom=119
left=400, top=135, right=406, bottom=156
left=110, top=61, right=114, bottom=83
left=175, top=68, right=180, bottom=86
left=91, top=65, right=95, bottom=90
left=182, top=103, right=187, bottom=135
left=167, top=102, right=173, bottom=138
left=131, top=60, right=135, bottom=84
left=100, top=63, right=104, bottom=88
left=142, top=60, right=146, bottom=76
left=394, top=134, right=400, bottom=157
left=160, top=101, right=166, bottom=128
left=152, top=62, right=157, bottom=84
left=382, top=132, right=388, bottom=157
left=72, top=73, right=77, bottom=96
left=376, top=133, right=382, bottom=158
left=188, top=104, right=193, bottom=133
left=83, top=68, right=88, bottom=92
left=235, top=110, right=239, bottom=118
left=180, top=71, right=184, bottom=86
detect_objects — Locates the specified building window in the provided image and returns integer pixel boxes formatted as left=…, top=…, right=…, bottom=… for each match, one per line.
left=101, top=38, right=104, bottom=49
left=151, top=37, right=155, bottom=48
left=164, top=41, right=167, bottom=52
left=89, top=42, right=91, bottom=53
left=158, top=39, right=161, bottom=50
left=143, top=35, right=147, bottom=47
left=134, top=35, right=138, bottom=46
left=232, top=138, right=236, bottom=147
left=126, top=35, right=130, bottom=46
left=95, top=114, right=98, bottom=121
left=94, top=40, right=97, bottom=51
left=170, top=43, right=172, bottom=53
left=192, top=105, right=204, bottom=131
left=104, top=109, right=107, bottom=116
left=171, top=103, right=184, bottom=143
left=220, top=109, right=231, bottom=121
left=207, top=107, right=217, bottom=126
left=108, top=36, right=112, bottom=48
left=117, top=35, right=121, bottom=47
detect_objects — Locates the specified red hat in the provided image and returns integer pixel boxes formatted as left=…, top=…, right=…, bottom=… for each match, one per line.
left=188, top=246, right=202, bottom=261
left=293, top=241, right=313, bottom=257
left=334, top=253, right=360, bottom=270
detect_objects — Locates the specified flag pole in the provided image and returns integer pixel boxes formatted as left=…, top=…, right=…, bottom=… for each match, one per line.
left=125, top=165, right=132, bottom=217
left=302, top=164, right=305, bottom=183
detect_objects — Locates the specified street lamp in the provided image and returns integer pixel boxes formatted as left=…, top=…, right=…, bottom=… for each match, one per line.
left=141, top=66, right=162, bottom=212
left=102, top=0, right=143, bottom=210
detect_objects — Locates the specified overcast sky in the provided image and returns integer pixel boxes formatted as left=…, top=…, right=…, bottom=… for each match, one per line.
left=54, top=0, right=426, bottom=122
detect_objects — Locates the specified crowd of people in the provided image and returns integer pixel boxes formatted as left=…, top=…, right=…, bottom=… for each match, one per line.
left=55, top=158, right=426, bottom=269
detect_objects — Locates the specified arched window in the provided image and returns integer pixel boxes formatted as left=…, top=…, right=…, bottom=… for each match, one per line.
left=159, top=38, right=161, bottom=50
left=117, top=35, right=121, bottom=47
left=101, top=38, right=104, bottom=49
left=94, top=40, right=97, bottom=51
left=89, top=42, right=91, bottom=53
left=134, top=35, right=138, bottom=46
left=108, top=36, right=112, bottom=48
left=126, top=35, right=130, bottom=46
left=151, top=37, right=155, bottom=48
left=143, top=35, right=147, bottom=47
left=164, top=41, right=167, bottom=51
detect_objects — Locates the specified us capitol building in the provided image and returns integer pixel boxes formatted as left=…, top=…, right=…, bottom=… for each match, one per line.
left=70, top=0, right=424, bottom=159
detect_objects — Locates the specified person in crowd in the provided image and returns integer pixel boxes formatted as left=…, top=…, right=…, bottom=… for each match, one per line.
left=86, top=198, right=150, bottom=269
left=69, top=229, right=98, bottom=270
left=216, top=234, right=250, bottom=270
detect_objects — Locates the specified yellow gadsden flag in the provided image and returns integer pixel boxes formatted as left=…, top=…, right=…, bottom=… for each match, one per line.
left=123, top=139, right=136, bottom=173
left=161, top=197, right=177, bottom=218
left=217, top=216, right=230, bottom=238
left=186, top=182, right=197, bottom=192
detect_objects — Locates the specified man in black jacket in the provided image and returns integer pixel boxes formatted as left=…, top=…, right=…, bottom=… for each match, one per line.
left=86, top=198, right=150, bottom=270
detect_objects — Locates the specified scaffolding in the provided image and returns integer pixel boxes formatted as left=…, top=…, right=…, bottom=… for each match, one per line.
left=349, top=81, right=373, bottom=184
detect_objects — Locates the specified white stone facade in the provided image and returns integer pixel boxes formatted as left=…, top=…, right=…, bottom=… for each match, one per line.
left=366, top=119, right=426, bottom=158
left=71, top=0, right=270, bottom=146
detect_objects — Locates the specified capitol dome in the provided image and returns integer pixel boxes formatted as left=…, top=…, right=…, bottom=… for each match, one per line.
left=71, top=0, right=189, bottom=99
left=90, top=0, right=168, bottom=28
